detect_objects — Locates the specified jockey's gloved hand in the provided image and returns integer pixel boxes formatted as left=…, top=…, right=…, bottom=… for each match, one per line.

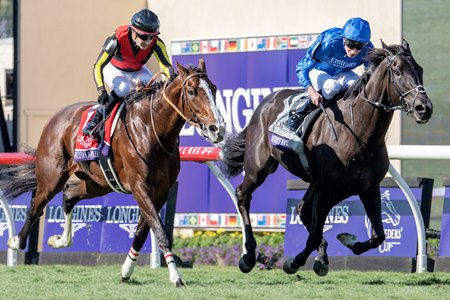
left=97, top=88, right=109, bottom=105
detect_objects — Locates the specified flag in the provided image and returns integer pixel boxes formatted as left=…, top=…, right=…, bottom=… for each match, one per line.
left=247, top=38, right=257, bottom=51
left=191, top=41, right=200, bottom=53
left=219, top=40, right=228, bottom=52
left=257, top=38, right=266, bottom=50
left=199, top=214, right=208, bottom=226
left=266, top=37, right=277, bottom=50
left=227, top=39, right=238, bottom=51
left=227, top=215, right=238, bottom=227
left=209, top=40, right=219, bottom=53
left=201, top=41, right=209, bottom=53
left=238, top=38, right=247, bottom=51
left=277, top=36, right=288, bottom=49
left=171, top=42, right=182, bottom=55
left=288, top=36, right=299, bottom=49
left=208, top=214, right=219, bottom=226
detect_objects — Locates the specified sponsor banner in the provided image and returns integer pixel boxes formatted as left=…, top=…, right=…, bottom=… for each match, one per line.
left=0, top=192, right=31, bottom=251
left=284, top=188, right=423, bottom=257
left=439, top=186, right=450, bottom=256
left=40, top=193, right=155, bottom=253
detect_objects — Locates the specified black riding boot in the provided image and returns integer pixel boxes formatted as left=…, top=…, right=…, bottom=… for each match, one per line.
left=82, top=108, right=103, bottom=136
left=82, top=91, right=121, bottom=136
left=286, top=97, right=315, bottom=133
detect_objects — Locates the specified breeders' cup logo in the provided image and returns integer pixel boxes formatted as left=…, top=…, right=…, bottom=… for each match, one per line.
left=365, top=190, right=402, bottom=253
left=76, top=135, right=96, bottom=148
left=119, top=224, right=138, bottom=238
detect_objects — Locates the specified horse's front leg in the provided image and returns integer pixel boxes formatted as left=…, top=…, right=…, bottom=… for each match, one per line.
left=236, top=185, right=257, bottom=273
left=283, top=192, right=330, bottom=274
left=337, top=186, right=385, bottom=254
left=295, top=188, right=329, bottom=276
left=135, top=188, right=184, bottom=288
left=121, top=215, right=149, bottom=282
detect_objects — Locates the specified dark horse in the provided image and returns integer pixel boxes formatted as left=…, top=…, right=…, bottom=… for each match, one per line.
left=0, top=59, right=225, bottom=287
left=220, top=40, right=432, bottom=276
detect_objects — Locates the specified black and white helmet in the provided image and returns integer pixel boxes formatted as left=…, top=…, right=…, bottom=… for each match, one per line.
left=131, top=9, right=160, bottom=34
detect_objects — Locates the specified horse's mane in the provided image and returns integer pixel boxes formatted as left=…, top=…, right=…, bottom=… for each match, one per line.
left=343, top=47, right=390, bottom=100
left=125, top=65, right=204, bottom=103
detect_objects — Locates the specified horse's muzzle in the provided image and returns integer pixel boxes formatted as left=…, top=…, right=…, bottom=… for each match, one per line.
left=413, top=97, right=433, bottom=124
left=206, top=124, right=225, bottom=143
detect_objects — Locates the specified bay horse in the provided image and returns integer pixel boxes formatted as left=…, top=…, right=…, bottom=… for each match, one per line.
left=0, top=59, right=225, bottom=287
left=220, top=40, right=433, bottom=276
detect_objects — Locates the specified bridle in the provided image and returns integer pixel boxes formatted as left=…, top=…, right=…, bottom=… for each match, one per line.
left=359, top=50, right=427, bottom=117
left=149, top=71, right=211, bottom=154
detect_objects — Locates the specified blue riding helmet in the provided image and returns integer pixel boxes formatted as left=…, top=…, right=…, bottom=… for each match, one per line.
left=343, top=17, right=371, bottom=44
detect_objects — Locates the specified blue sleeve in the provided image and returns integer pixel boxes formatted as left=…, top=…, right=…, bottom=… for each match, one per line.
left=296, top=33, right=325, bottom=88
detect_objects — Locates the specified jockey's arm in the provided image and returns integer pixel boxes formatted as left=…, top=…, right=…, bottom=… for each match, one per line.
left=153, top=38, right=173, bottom=78
left=93, top=35, right=117, bottom=91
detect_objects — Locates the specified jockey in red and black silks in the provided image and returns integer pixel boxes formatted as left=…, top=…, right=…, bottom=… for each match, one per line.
left=83, top=9, right=173, bottom=136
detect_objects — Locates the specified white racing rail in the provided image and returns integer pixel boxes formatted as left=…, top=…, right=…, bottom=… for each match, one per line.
left=1, top=145, right=450, bottom=271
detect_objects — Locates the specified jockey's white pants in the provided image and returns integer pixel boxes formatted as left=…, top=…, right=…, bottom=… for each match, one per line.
left=102, top=63, right=153, bottom=98
left=308, top=69, right=360, bottom=101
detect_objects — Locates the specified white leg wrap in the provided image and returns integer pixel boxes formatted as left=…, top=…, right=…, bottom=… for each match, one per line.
left=122, top=247, right=139, bottom=279
left=165, top=252, right=182, bottom=286
left=47, top=211, right=73, bottom=248
left=7, top=236, right=20, bottom=250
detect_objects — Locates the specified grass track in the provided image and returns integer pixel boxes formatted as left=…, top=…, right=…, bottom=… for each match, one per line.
left=1, top=265, right=450, bottom=300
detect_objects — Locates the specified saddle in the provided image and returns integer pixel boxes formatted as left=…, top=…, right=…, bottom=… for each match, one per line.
left=268, top=91, right=338, bottom=173
left=74, top=102, right=130, bottom=194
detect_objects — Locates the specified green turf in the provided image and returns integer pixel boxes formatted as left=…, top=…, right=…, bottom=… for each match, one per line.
left=0, top=265, right=449, bottom=300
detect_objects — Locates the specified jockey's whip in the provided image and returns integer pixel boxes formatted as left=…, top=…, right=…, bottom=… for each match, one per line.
left=320, top=103, right=338, bottom=141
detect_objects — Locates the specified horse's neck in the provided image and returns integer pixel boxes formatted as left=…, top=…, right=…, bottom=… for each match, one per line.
left=350, top=69, right=394, bottom=151
left=153, top=83, right=186, bottom=137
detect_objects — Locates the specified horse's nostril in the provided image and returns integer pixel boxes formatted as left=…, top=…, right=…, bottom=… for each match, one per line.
left=209, top=125, right=218, bottom=132
left=415, top=104, right=425, bottom=112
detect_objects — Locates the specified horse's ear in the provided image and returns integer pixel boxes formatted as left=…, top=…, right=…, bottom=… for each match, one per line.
left=176, top=61, right=188, bottom=77
left=199, top=58, right=206, bottom=73
left=380, top=39, right=394, bottom=56
left=402, top=39, right=411, bottom=52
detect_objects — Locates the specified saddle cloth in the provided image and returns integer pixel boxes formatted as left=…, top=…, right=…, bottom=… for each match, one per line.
left=268, top=91, right=310, bottom=153
left=74, top=103, right=123, bottom=161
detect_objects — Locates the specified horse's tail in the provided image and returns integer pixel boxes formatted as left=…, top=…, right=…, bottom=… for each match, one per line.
left=220, top=128, right=247, bottom=178
left=0, top=148, right=37, bottom=201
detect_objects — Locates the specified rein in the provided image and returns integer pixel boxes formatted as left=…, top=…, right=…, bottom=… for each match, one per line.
left=148, top=70, right=208, bottom=154
left=161, top=71, right=207, bottom=128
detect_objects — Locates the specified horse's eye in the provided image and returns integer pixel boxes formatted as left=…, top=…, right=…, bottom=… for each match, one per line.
left=187, top=89, right=195, bottom=97
left=394, top=69, right=401, bottom=76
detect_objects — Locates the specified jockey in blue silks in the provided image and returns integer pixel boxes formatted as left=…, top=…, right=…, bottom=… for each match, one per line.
left=286, top=17, right=374, bottom=133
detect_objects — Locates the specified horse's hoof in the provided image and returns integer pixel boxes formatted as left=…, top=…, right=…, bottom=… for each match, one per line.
left=47, top=235, right=60, bottom=247
left=313, top=259, right=329, bottom=277
left=282, top=258, right=299, bottom=275
left=175, top=278, right=185, bottom=288
left=121, top=277, right=130, bottom=283
left=337, top=233, right=357, bottom=249
left=239, top=255, right=255, bottom=273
